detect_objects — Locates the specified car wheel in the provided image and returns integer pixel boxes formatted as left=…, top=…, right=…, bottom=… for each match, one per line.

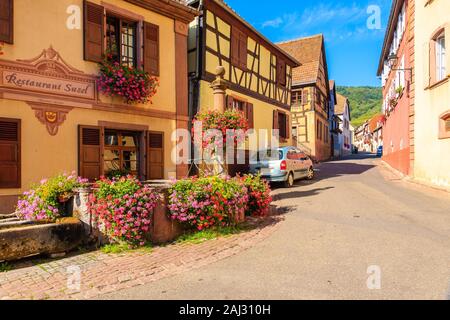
left=284, top=173, right=294, bottom=188
left=307, top=167, right=314, bottom=180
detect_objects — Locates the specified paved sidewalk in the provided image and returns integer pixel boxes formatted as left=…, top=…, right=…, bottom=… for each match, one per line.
left=0, top=216, right=282, bottom=300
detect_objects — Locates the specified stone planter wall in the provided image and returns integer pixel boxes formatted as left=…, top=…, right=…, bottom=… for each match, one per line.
left=72, top=183, right=186, bottom=245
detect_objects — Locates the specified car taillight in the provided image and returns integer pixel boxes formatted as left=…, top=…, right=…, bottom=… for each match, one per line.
left=280, top=160, right=287, bottom=171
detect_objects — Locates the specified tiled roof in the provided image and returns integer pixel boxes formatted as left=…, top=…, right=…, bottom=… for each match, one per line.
left=277, top=34, right=324, bottom=85
left=369, top=114, right=385, bottom=132
left=335, top=93, right=348, bottom=115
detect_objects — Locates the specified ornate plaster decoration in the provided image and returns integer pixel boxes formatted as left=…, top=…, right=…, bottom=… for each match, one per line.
left=28, top=102, right=73, bottom=136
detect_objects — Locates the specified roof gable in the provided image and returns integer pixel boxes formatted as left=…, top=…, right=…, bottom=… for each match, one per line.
left=277, top=34, right=325, bottom=85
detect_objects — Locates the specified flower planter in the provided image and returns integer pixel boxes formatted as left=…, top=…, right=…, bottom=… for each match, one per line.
left=73, top=183, right=186, bottom=245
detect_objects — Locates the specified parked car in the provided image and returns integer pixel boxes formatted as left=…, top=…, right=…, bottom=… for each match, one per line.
left=376, top=145, right=383, bottom=157
left=249, top=147, right=314, bottom=188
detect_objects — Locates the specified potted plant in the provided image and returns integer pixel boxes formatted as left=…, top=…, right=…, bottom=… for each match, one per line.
left=395, top=85, right=404, bottom=98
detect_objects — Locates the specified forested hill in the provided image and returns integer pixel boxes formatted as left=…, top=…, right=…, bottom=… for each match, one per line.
left=336, top=86, right=383, bottom=128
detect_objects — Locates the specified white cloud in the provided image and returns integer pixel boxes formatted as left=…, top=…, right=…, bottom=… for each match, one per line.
left=262, top=2, right=390, bottom=44
left=262, top=17, right=283, bottom=28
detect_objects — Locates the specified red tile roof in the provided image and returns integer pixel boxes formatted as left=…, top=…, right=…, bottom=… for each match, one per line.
left=335, top=93, right=348, bottom=115
left=277, top=34, right=324, bottom=85
left=369, top=114, right=385, bottom=132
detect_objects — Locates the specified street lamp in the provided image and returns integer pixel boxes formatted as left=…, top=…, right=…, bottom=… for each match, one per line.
left=388, top=53, right=413, bottom=81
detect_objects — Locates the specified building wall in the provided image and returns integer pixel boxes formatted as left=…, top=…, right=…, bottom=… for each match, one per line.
left=291, top=85, right=331, bottom=162
left=0, top=0, right=192, bottom=210
left=414, top=0, right=450, bottom=189
left=198, top=80, right=292, bottom=148
left=380, top=0, right=412, bottom=175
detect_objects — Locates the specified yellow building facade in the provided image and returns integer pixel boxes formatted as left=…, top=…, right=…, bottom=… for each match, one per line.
left=278, top=35, right=332, bottom=162
left=187, top=0, right=299, bottom=173
left=414, top=0, right=450, bottom=190
left=0, top=0, right=197, bottom=212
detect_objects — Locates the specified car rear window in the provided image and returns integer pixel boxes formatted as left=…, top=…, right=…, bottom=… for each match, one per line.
left=258, top=150, right=283, bottom=161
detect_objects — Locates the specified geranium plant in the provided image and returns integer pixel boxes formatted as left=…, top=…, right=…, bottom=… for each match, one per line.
left=16, top=172, right=88, bottom=221
left=97, top=56, right=159, bottom=104
left=240, top=174, right=272, bottom=217
left=168, top=176, right=248, bottom=231
left=87, top=176, right=160, bottom=246
left=193, top=109, right=249, bottom=149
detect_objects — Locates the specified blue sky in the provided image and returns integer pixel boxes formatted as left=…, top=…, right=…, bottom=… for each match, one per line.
left=225, top=0, right=392, bottom=87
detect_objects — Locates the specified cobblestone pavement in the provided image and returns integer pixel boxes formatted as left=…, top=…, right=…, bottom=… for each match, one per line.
left=0, top=216, right=283, bottom=300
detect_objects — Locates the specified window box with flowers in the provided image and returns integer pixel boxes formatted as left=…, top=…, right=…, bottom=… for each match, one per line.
left=97, top=56, right=159, bottom=105
left=395, top=85, right=404, bottom=98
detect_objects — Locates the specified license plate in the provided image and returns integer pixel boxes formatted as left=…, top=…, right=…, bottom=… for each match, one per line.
left=260, top=168, right=271, bottom=175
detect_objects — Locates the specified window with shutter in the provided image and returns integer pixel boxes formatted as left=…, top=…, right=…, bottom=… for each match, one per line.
left=277, top=112, right=287, bottom=140
left=147, top=132, right=164, bottom=179
left=277, top=59, right=286, bottom=86
left=79, top=126, right=103, bottom=181
left=144, top=22, right=159, bottom=76
left=231, top=26, right=247, bottom=69
left=0, top=0, right=13, bottom=44
left=84, top=1, right=104, bottom=63
left=239, top=32, right=248, bottom=70
left=0, top=118, right=20, bottom=188
left=247, top=103, right=254, bottom=129
left=106, top=16, right=137, bottom=68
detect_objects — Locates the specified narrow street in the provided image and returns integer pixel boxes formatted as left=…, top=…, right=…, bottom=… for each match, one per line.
left=101, top=154, right=450, bottom=300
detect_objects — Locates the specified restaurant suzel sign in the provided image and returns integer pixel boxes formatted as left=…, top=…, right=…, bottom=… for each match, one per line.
left=1, top=71, right=95, bottom=99
left=0, top=46, right=96, bottom=101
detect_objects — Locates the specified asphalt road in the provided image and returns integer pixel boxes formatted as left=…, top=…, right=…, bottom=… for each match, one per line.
left=101, top=154, right=450, bottom=300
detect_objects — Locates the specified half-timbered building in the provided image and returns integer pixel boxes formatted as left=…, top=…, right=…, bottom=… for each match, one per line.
left=277, top=34, right=332, bottom=162
left=186, top=0, right=299, bottom=173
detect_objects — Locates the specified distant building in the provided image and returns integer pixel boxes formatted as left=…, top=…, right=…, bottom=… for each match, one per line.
left=329, top=80, right=342, bottom=159
left=277, top=34, right=332, bottom=162
left=335, top=93, right=352, bottom=156
left=354, top=115, right=384, bottom=153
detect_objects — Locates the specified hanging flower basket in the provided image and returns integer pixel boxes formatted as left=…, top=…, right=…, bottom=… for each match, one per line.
left=97, top=57, right=159, bottom=104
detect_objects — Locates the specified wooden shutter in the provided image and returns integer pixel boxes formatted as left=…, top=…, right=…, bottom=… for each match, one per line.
left=302, top=90, right=308, bottom=105
left=144, top=22, right=159, bottom=76
left=273, top=110, right=279, bottom=130
left=0, top=0, right=13, bottom=44
left=147, top=132, right=164, bottom=180
left=277, top=59, right=286, bottom=86
left=83, top=1, right=104, bottom=63
left=239, top=32, right=248, bottom=70
left=226, top=95, right=234, bottom=110
left=79, top=126, right=103, bottom=181
left=0, top=119, right=20, bottom=188
left=231, top=26, right=240, bottom=67
left=285, top=114, right=290, bottom=139
left=247, top=103, right=254, bottom=129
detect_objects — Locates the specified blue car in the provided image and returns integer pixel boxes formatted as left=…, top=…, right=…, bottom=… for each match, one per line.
left=376, top=146, right=383, bottom=157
